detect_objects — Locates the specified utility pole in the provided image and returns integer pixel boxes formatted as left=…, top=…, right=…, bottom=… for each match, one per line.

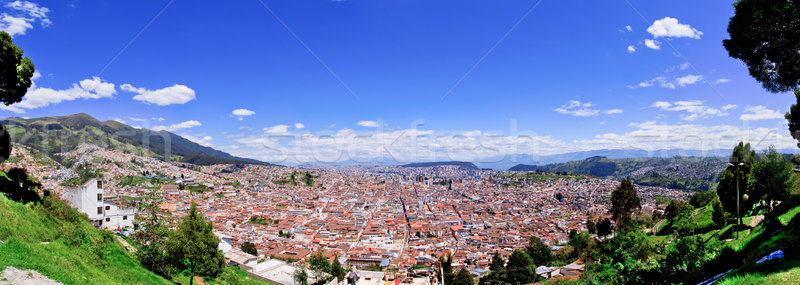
left=729, top=162, right=744, bottom=239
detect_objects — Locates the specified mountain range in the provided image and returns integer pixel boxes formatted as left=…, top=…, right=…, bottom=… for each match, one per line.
left=0, top=113, right=266, bottom=166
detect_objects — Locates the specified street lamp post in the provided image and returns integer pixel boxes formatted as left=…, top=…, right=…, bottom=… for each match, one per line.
left=728, top=162, right=744, bottom=239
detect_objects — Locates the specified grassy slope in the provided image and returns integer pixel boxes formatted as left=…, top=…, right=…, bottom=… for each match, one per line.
left=0, top=195, right=172, bottom=285
left=715, top=195, right=800, bottom=284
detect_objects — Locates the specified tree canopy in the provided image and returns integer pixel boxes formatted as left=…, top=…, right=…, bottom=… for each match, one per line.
left=525, top=236, right=552, bottom=267
left=723, top=0, right=800, bottom=93
left=610, top=179, right=640, bottom=228
left=0, top=31, right=35, bottom=106
left=748, top=147, right=794, bottom=214
left=717, top=142, right=756, bottom=219
left=166, top=203, right=225, bottom=285
left=451, top=268, right=475, bottom=285
left=241, top=241, right=257, bottom=256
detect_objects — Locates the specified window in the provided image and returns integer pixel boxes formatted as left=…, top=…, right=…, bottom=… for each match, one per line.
left=105, top=218, right=110, bottom=222
left=97, top=207, right=102, bottom=214
left=105, top=206, right=110, bottom=210
left=97, top=194, right=102, bottom=201
left=97, top=181, right=102, bottom=189
left=123, top=216, right=127, bottom=220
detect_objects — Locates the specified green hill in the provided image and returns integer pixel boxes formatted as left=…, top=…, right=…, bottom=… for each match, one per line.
left=0, top=194, right=172, bottom=284
left=0, top=113, right=267, bottom=166
left=510, top=156, right=726, bottom=191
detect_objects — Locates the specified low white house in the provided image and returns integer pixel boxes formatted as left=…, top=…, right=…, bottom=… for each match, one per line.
left=62, top=179, right=135, bottom=230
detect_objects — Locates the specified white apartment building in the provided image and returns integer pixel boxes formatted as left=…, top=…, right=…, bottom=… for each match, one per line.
left=62, top=179, right=135, bottom=229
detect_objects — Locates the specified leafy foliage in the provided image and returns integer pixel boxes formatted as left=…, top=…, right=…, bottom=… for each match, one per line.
left=0, top=168, right=42, bottom=204
left=452, top=268, right=475, bottom=285
left=241, top=241, right=258, bottom=256
left=525, top=236, right=552, bottom=267
left=0, top=31, right=35, bottom=106
left=610, top=179, right=640, bottom=228
left=723, top=0, right=800, bottom=93
left=166, top=203, right=225, bottom=284
left=718, top=142, right=756, bottom=221
left=748, top=147, right=794, bottom=215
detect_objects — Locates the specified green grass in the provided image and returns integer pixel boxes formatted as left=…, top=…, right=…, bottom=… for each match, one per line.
left=171, top=267, right=270, bottom=285
left=0, top=195, right=172, bottom=284
left=710, top=195, right=800, bottom=284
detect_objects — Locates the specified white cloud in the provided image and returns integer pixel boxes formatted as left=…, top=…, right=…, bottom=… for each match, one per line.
left=112, top=118, right=126, bottom=124
left=644, top=39, right=661, bottom=50
left=264, top=125, right=290, bottom=134
left=295, top=123, right=305, bottom=129
left=0, top=76, right=116, bottom=113
left=6, top=1, right=49, bottom=20
left=357, top=121, right=380, bottom=127
left=122, top=83, right=196, bottom=106
left=0, top=1, right=51, bottom=36
left=180, top=134, right=213, bottom=147
left=625, top=25, right=632, bottom=32
left=152, top=120, right=202, bottom=132
left=740, top=105, right=784, bottom=121
left=646, top=17, right=703, bottom=39
left=679, top=62, right=690, bottom=70
left=629, top=75, right=702, bottom=89
left=627, top=45, right=636, bottom=53
left=462, top=130, right=481, bottom=137
left=0, top=14, right=32, bottom=36
left=629, top=76, right=674, bottom=89
left=650, top=100, right=729, bottom=121
left=675, top=74, right=703, bottom=87
left=715, top=78, right=731, bottom=84
left=722, top=104, right=737, bottom=111
left=232, top=109, right=255, bottom=120
left=554, top=100, right=621, bottom=117
left=577, top=121, right=794, bottom=152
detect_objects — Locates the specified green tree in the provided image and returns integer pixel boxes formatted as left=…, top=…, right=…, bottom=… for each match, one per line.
left=525, top=236, right=552, bottom=266
left=0, top=31, right=35, bottom=162
left=662, top=236, right=707, bottom=282
left=723, top=0, right=800, bottom=93
left=664, top=199, right=690, bottom=220
left=0, top=31, right=35, bottom=106
left=330, top=256, right=345, bottom=282
left=452, top=268, right=475, bottom=285
left=489, top=253, right=505, bottom=272
left=440, top=254, right=453, bottom=285
left=504, top=249, right=536, bottom=285
left=294, top=266, right=309, bottom=285
left=711, top=196, right=726, bottom=228
left=308, top=251, right=332, bottom=284
left=717, top=142, right=756, bottom=223
left=241, top=241, right=257, bottom=256
left=0, top=167, right=42, bottom=204
left=749, top=147, right=795, bottom=215
left=133, top=190, right=176, bottom=278
left=596, top=218, right=612, bottom=237
left=609, top=179, right=640, bottom=229
left=166, top=203, right=225, bottom=285
left=689, top=191, right=716, bottom=208
left=479, top=253, right=506, bottom=285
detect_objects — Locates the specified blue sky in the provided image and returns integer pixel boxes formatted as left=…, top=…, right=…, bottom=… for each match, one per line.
left=0, top=0, right=797, bottom=164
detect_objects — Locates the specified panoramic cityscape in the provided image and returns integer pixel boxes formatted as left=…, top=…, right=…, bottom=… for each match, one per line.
left=1, top=1, right=800, bottom=285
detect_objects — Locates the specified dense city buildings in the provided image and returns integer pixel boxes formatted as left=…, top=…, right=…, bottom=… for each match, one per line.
left=7, top=143, right=689, bottom=282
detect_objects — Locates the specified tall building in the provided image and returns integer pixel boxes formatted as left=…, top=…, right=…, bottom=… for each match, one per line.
left=62, top=179, right=135, bottom=230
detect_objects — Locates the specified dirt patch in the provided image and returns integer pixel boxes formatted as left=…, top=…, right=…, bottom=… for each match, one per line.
left=0, top=266, right=62, bottom=285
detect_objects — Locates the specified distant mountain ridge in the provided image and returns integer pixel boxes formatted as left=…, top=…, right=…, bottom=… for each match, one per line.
left=0, top=113, right=267, bottom=166
left=400, top=161, right=478, bottom=169
left=510, top=156, right=728, bottom=191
